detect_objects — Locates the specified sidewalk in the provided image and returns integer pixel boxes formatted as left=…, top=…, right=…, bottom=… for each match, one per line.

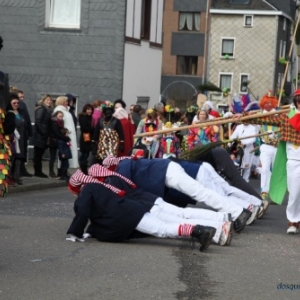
left=7, top=161, right=76, bottom=195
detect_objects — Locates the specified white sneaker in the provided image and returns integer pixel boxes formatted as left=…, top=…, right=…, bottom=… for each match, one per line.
left=218, top=221, right=232, bottom=246
left=246, top=205, right=260, bottom=225
left=257, top=205, right=265, bottom=219
left=262, top=199, right=270, bottom=213
left=66, top=234, right=85, bottom=242
left=287, top=224, right=299, bottom=234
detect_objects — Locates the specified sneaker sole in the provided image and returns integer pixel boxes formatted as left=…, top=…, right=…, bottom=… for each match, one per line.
left=246, top=206, right=260, bottom=225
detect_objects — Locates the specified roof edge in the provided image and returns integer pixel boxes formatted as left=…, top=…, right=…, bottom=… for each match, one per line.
left=210, top=9, right=293, bottom=22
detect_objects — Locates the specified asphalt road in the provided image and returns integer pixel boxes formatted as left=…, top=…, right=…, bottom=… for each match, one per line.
left=1, top=183, right=300, bottom=300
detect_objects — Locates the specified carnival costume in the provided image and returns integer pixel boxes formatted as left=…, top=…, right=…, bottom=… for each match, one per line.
left=93, top=101, right=124, bottom=160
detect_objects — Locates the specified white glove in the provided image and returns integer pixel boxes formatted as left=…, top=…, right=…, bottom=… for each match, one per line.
left=83, top=233, right=92, bottom=239
left=223, top=112, right=233, bottom=118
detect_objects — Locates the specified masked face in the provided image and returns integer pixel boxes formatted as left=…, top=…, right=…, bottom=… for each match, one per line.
left=104, top=108, right=113, bottom=117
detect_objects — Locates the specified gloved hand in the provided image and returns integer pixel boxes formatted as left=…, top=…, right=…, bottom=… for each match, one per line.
left=223, top=111, right=233, bottom=118
left=119, top=142, right=124, bottom=152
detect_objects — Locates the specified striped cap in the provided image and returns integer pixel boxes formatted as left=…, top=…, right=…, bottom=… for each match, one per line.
left=102, top=155, right=131, bottom=170
left=68, top=169, right=125, bottom=196
left=88, top=164, right=136, bottom=188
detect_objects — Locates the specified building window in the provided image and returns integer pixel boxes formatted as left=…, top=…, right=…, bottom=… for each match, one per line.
left=244, top=15, right=253, bottom=27
left=283, top=18, right=286, bottom=31
left=277, top=73, right=283, bottom=88
left=45, top=0, right=81, bottom=29
left=221, top=38, right=235, bottom=58
left=141, top=0, right=152, bottom=40
left=240, top=74, right=249, bottom=93
left=230, top=0, right=250, bottom=4
left=136, top=96, right=150, bottom=109
left=177, top=56, right=198, bottom=75
left=179, top=12, right=200, bottom=31
left=219, top=73, right=233, bottom=91
left=282, top=41, right=286, bottom=58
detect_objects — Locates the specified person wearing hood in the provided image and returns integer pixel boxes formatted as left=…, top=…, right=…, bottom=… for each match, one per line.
left=65, top=93, right=77, bottom=132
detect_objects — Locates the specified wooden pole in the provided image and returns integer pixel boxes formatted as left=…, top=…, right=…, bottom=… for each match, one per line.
left=222, top=130, right=280, bottom=145
left=194, top=104, right=291, bottom=125
left=134, top=109, right=289, bottom=138
left=278, top=12, right=300, bottom=106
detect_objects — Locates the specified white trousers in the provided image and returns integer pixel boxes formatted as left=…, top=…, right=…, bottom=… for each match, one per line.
left=136, top=212, right=222, bottom=243
left=150, top=197, right=224, bottom=242
left=286, top=159, right=300, bottom=222
left=196, top=163, right=262, bottom=207
left=260, top=144, right=277, bottom=193
left=241, top=145, right=254, bottom=182
left=165, top=162, right=243, bottom=220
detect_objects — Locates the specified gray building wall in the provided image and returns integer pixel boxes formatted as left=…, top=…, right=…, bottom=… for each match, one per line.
left=0, top=0, right=126, bottom=118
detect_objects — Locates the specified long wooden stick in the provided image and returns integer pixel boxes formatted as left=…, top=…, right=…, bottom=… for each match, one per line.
left=194, top=104, right=291, bottom=125
left=278, top=12, right=300, bottom=106
left=134, top=109, right=289, bottom=138
left=222, top=130, right=280, bottom=145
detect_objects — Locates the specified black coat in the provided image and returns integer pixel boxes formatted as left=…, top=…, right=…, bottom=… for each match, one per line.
left=18, top=100, right=32, bottom=137
left=78, top=114, right=93, bottom=153
left=49, top=118, right=70, bottom=148
left=32, top=105, right=52, bottom=149
left=67, top=183, right=148, bottom=242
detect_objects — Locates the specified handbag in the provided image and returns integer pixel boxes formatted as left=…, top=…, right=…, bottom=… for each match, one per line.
left=83, top=132, right=91, bottom=142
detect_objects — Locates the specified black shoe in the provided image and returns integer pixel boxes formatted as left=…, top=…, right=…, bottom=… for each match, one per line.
left=191, top=225, right=216, bottom=252
left=49, top=172, right=58, bottom=179
left=58, top=176, right=69, bottom=182
left=233, top=209, right=252, bottom=233
left=21, top=171, right=33, bottom=177
left=13, top=178, right=23, bottom=185
left=34, top=172, right=48, bottom=178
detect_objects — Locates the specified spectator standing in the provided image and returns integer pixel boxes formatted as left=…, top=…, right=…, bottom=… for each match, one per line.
left=17, top=90, right=33, bottom=177
left=113, top=107, right=135, bottom=156
left=78, top=104, right=94, bottom=174
left=48, top=111, right=70, bottom=178
left=130, top=104, right=142, bottom=129
left=91, top=100, right=102, bottom=128
left=92, top=101, right=124, bottom=163
left=57, top=128, right=72, bottom=181
left=135, top=108, right=163, bottom=158
left=6, top=93, right=26, bottom=185
left=65, top=93, right=78, bottom=132
left=53, top=96, right=79, bottom=169
left=114, top=99, right=127, bottom=110
left=32, top=94, right=53, bottom=178
left=187, top=109, right=221, bottom=150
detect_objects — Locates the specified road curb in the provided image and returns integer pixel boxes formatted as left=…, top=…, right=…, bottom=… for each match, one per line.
left=7, top=181, right=68, bottom=194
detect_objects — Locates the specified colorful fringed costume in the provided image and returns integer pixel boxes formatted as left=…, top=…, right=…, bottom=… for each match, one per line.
left=0, top=108, right=12, bottom=196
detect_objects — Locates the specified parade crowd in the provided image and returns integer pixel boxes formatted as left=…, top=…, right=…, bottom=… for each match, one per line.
left=5, top=86, right=300, bottom=251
